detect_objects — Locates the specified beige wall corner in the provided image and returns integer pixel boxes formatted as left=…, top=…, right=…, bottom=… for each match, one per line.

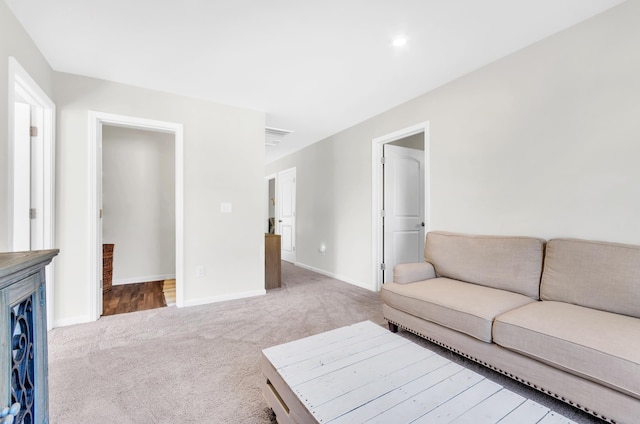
left=265, top=1, right=640, bottom=290
left=54, top=72, right=265, bottom=324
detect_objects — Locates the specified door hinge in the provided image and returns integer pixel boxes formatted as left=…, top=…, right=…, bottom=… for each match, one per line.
left=381, top=210, right=386, bottom=217
left=30, top=126, right=38, bottom=137
left=39, top=284, right=45, bottom=307
left=99, top=209, right=103, bottom=219
left=380, top=156, right=386, bottom=165
left=30, top=208, right=37, bottom=219
left=293, top=246, right=296, bottom=252
left=381, top=263, right=386, bottom=271
left=100, top=279, right=103, bottom=289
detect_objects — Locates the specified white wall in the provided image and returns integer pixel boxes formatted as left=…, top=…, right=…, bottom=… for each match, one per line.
left=2, top=1, right=265, bottom=326
left=102, top=125, right=176, bottom=284
left=265, top=1, right=640, bottom=290
left=0, top=2, right=54, bottom=251
left=54, top=72, right=265, bottom=325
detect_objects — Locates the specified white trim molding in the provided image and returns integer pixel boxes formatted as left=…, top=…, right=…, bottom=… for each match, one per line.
left=8, top=57, right=57, bottom=329
left=295, top=262, right=375, bottom=292
left=371, top=122, right=430, bottom=292
left=182, top=289, right=266, bottom=307
left=112, top=274, right=177, bottom=286
left=53, top=315, right=93, bottom=329
left=88, top=111, right=185, bottom=322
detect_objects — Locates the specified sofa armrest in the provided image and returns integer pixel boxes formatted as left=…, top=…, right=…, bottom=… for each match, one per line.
left=393, top=262, right=436, bottom=284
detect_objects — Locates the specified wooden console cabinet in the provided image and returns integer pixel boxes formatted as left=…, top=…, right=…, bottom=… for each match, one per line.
left=0, top=249, right=58, bottom=424
left=265, top=234, right=281, bottom=289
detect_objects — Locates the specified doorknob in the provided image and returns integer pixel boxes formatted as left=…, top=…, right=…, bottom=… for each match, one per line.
left=279, top=220, right=283, bottom=223
left=421, top=222, right=425, bottom=227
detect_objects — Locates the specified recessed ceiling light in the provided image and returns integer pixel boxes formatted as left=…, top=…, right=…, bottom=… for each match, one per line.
left=392, top=36, right=408, bottom=47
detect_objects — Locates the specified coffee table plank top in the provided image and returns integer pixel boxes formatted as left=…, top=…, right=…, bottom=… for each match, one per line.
left=495, top=400, right=554, bottom=424
left=447, top=388, right=526, bottom=424
left=311, top=354, right=452, bottom=422
left=283, top=333, right=411, bottom=387
left=262, top=321, right=577, bottom=424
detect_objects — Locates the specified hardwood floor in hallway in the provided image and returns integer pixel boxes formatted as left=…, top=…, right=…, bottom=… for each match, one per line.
left=103, top=281, right=167, bottom=316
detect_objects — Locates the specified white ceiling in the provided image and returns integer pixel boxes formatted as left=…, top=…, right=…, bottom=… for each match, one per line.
left=5, top=0, right=625, bottom=163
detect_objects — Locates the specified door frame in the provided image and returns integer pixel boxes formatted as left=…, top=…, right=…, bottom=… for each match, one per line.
left=7, top=57, right=56, bottom=328
left=371, top=122, right=430, bottom=291
left=88, top=111, right=184, bottom=321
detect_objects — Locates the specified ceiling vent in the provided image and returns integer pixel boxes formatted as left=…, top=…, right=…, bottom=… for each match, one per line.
left=265, top=127, right=293, bottom=147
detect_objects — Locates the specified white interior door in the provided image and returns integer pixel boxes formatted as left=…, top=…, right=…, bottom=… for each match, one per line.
left=30, top=106, right=45, bottom=250
left=13, top=103, right=46, bottom=251
left=383, top=145, right=425, bottom=283
left=13, top=102, right=31, bottom=251
left=277, top=167, right=296, bottom=263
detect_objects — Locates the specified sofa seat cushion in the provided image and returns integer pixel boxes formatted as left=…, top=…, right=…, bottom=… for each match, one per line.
left=381, top=277, right=536, bottom=342
left=494, top=301, right=640, bottom=399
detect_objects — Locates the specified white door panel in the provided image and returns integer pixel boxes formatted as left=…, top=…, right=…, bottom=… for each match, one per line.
left=393, top=231, right=422, bottom=264
left=12, top=102, right=46, bottom=251
left=277, top=168, right=296, bottom=263
left=281, top=226, right=293, bottom=253
left=13, top=102, right=31, bottom=251
left=395, top=159, right=420, bottom=216
left=384, top=145, right=425, bottom=283
left=30, top=106, right=45, bottom=250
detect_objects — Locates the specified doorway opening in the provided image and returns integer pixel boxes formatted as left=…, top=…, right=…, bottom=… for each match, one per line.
left=265, top=175, right=276, bottom=234
left=372, top=122, right=430, bottom=291
left=264, top=167, right=297, bottom=263
left=8, top=57, right=56, bottom=328
left=101, top=125, right=176, bottom=316
left=88, top=111, right=184, bottom=321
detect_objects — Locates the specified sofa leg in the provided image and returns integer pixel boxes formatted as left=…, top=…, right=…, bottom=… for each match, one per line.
left=388, top=322, right=398, bottom=333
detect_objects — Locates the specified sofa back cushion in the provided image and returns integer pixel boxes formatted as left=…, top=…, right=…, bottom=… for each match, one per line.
left=541, top=238, right=640, bottom=318
left=424, top=231, right=544, bottom=299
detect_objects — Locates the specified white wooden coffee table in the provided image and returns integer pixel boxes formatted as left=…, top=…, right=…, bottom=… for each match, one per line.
left=261, top=321, right=576, bottom=424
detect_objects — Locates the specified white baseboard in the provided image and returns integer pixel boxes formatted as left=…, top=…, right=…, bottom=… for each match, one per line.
left=53, top=315, right=92, bottom=328
left=294, top=262, right=377, bottom=292
left=182, top=289, right=266, bottom=307
left=112, top=273, right=176, bottom=286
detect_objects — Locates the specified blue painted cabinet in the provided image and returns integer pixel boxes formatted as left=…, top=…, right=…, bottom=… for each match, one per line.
left=0, top=250, right=58, bottom=424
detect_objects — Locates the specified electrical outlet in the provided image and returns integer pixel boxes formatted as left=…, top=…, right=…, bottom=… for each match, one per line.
left=196, top=265, right=205, bottom=278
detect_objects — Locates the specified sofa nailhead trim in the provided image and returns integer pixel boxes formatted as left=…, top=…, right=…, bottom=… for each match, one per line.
left=384, top=318, right=614, bottom=424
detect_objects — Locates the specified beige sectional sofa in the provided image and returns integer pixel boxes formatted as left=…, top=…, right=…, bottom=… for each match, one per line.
left=381, top=231, right=640, bottom=424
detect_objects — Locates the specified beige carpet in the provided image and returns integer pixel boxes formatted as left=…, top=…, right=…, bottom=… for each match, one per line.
left=48, top=262, right=384, bottom=423
left=48, top=262, right=603, bottom=424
